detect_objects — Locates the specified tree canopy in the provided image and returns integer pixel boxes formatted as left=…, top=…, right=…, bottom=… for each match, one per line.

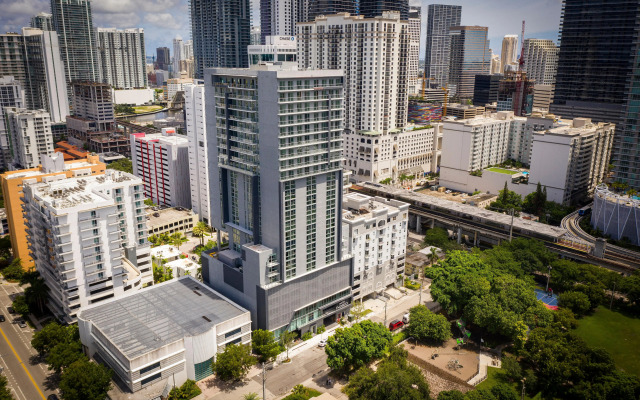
left=212, top=343, right=255, bottom=381
left=325, top=320, right=392, bottom=374
left=406, top=305, right=452, bottom=343
left=59, top=359, right=112, bottom=400
left=251, top=329, right=281, bottom=363
left=106, top=158, right=133, bottom=174
left=343, top=346, right=430, bottom=400
left=489, top=182, right=522, bottom=215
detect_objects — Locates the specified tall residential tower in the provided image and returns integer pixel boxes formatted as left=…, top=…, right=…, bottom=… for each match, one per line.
left=424, top=4, right=462, bottom=89
left=448, top=26, right=491, bottom=98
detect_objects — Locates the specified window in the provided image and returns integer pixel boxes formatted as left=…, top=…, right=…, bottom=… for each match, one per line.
left=224, top=327, right=242, bottom=338
left=139, top=362, right=160, bottom=375
left=141, top=372, right=161, bottom=386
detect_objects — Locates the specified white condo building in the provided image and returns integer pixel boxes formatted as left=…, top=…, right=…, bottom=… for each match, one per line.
left=131, top=128, right=191, bottom=209
left=408, top=7, right=421, bottom=94
left=344, top=124, right=442, bottom=182
left=0, top=77, right=26, bottom=168
left=297, top=12, right=409, bottom=137
left=23, top=168, right=152, bottom=323
left=439, top=112, right=614, bottom=204
left=173, top=37, right=184, bottom=78
left=185, top=83, right=210, bottom=224
left=96, top=28, right=147, bottom=89
left=522, top=39, right=559, bottom=86
left=342, top=193, right=408, bottom=300
left=4, top=107, right=54, bottom=169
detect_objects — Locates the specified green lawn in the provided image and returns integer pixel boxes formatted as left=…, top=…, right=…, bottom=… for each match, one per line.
left=574, top=306, right=640, bottom=376
left=477, top=367, right=541, bottom=399
left=486, top=167, right=519, bottom=175
left=133, top=105, right=163, bottom=114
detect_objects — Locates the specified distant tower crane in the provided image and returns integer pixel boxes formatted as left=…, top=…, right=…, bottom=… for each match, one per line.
left=513, top=20, right=526, bottom=116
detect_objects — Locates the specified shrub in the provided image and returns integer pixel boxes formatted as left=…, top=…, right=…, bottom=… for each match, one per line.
left=168, top=379, right=201, bottom=400
left=404, top=278, right=421, bottom=290
left=317, top=325, right=326, bottom=334
left=558, top=291, right=591, bottom=316
left=301, top=332, right=313, bottom=341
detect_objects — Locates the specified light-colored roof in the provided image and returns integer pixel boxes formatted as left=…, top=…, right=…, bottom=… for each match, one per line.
left=79, top=277, right=248, bottom=360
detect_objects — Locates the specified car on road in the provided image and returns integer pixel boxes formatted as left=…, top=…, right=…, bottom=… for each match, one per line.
left=47, top=394, right=59, bottom=400
left=0, top=315, right=4, bottom=322
left=389, top=320, right=404, bottom=331
left=318, top=339, right=327, bottom=347
left=7, top=306, right=13, bottom=314
left=18, top=320, right=27, bottom=328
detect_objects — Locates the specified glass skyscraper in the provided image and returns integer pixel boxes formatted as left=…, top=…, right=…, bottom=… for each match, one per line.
left=50, top=0, right=99, bottom=84
left=448, top=26, right=491, bottom=99
left=190, top=0, right=251, bottom=78
left=551, top=0, right=640, bottom=189
left=424, top=4, right=462, bottom=89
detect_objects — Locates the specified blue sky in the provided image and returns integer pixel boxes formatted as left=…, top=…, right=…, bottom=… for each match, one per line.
left=0, top=0, right=562, bottom=58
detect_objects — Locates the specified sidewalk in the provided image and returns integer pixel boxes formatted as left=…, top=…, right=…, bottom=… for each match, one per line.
left=468, top=352, right=501, bottom=386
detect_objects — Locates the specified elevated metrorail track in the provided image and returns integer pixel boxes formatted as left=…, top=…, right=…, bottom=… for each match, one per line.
left=352, top=183, right=639, bottom=273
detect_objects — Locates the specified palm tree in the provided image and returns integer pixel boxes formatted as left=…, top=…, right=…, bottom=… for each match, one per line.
left=25, top=277, right=49, bottom=314
left=192, top=221, right=210, bottom=247
left=170, top=232, right=187, bottom=248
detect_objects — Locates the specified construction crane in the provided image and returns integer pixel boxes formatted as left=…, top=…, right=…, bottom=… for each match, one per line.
left=513, top=20, right=526, bottom=116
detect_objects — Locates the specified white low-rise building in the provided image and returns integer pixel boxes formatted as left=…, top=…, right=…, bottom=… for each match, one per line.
left=342, top=193, right=409, bottom=300
left=345, top=124, right=442, bottom=183
left=23, top=169, right=151, bottom=323
left=78, top=277, right=251, bottom=394
left=150, top=245, right=182, bottom=263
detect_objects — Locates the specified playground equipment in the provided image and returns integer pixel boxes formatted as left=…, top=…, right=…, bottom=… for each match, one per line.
left=455, top=318, right=472, bottom=348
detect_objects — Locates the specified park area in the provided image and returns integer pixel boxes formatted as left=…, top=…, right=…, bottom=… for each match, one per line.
left=486, top=167, right=519, bottom=175
left=133, top=105, right=163, bottom=114
left=574, top=306, right=640, bottom=376
left=477, top=367, right=542, bottom=400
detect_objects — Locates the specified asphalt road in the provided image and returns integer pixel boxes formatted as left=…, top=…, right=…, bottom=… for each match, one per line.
left=0, top=282, right=57, bottom=400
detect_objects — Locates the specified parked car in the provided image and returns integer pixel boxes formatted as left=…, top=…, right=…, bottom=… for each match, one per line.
left=47, top=394, right=59, bottom=400
left=0, top=315, right=5, bottom=322
left=7, top=306, right=14, bottom=314
left=18, top=320, right=27, bottom=328
left=402, top=313, right=410, bottom=324
left=389, top=320, right=404, bottom=331
left=318, top=339, right=327, bottom=347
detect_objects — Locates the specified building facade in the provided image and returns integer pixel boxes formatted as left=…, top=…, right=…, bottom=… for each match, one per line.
left=448, top=26, right=491, bottom=99
left=131, top=129, right=191, bottom=209
left=51, top=0, right=99, bottom=86
left=359, top=0, right=409, bottom=20
left=297, top=12, right=409, bottom=136
left=344, top=124, right=442, bottom=182
left=78, top=277, right=252, bottom=393
left=550, top=0, right=640, bottom=188
left=96, top=28, right=147, bottom=89
left=408, top=7, right=421, bottom=92
left=156, top=47, right=170, bottom=71
left=31, top=12, right=54, bottom=31
left=190, top=0, right=251, bottom=78
left=522, top=39, right=558, bottom=86
left=500, top=34, right=518, bottom=74
left=342, top=193, right=408, bottom=300
left=23, top=169, right=151, bottom=323
left=202, top=66, right=352, bottom=336
left=592, top=184, right=640, bottom=246
left=184, top=83, right=210, bottom=224
left=423, top=4, right=462, bottom=89
left=0, top=77, right=26, bottom=168
left=473, top=74, right=502, bottom=106
left=0, top=154, right=105, bottom=270
left=4, top=108, right=55, bottom=169
left=173, top=37, right=184, bottom=78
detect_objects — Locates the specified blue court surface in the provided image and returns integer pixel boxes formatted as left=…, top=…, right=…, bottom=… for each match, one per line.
left=535, top=288, right=559, bottom=308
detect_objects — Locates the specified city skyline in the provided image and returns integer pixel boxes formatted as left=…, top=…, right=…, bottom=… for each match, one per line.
left=0, top=0, right=562, bottom=58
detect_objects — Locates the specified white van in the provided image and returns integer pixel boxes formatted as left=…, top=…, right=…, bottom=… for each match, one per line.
left=402, top=313, right=410, bottom=324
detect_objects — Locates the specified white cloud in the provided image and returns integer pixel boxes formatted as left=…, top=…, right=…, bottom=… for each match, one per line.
left=144, top=12, right=184, bottom=30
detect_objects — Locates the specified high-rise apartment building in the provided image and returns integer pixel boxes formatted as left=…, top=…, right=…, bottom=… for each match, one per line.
left=260, top=0, right=305, bottom=38
left=298, top=12, right=409, bottom=136
left=190, top=0, right=251, bottom=78
left=156, top=47, right=170, bottom=70
left=4, top=108, right=55, bottom=169
left=342, top=193, right=408, bottom=301
left=551, top=0, right=640, bottom=188
left=306, top=0, right=356, bottom=22
left=51, top=0, right=99, bottom=85
left=202, top=66, right=352, bottom=335
left=501, top=34, right=518, bottom=74
left=0, top=29, right=69, bottom=123
left=408, top=7, right=421, bottom=90
left=360, top=0, right=409, bottom=20
left=0, top=77, right=26, bottom=168
left=96, top=28, right=147, bottom=89
left=70, top=81, right=114, bottom=132
left=0, top=154, right=105, bottom=270
left=173, top=37, right=184, bottom=78
left=31, top=12, right=54, bottom=31
left=448, top=26, right=491, bottom=99
left=184, top=83, right=210, bottom=224
left=424, top=4, right=462, bottom=89
left=521, top=39, right=558, bottom=86
left=131, top=129, right=191, bottom=209
left=23, top=169, right=151, bottom=322
left=491, top=52, right=501, bottom=74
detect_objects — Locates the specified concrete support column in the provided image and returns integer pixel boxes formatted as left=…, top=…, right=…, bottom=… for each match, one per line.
left=430, top=218, right=435, bottom=229
left=416, top=215, right=422, bottom=234
left=474, top=230, right=478, bottom=247
left=457, top=226, right=462, bottom=244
